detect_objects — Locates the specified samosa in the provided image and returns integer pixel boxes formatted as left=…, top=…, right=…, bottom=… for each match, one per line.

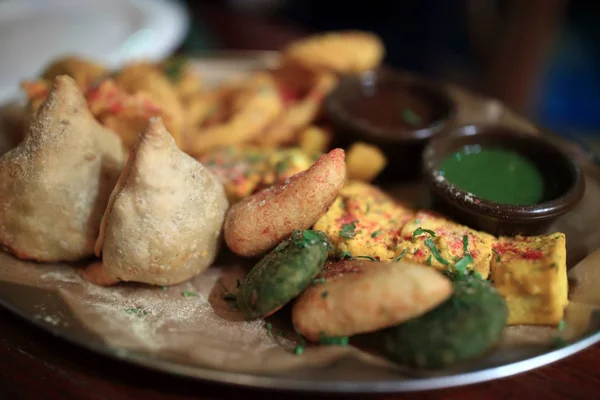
left=82, top=117, right=228, bottom=286
left=0, top=75, right=125, bottom=262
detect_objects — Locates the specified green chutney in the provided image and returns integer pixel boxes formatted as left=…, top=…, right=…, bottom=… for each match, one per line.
left=439, top=146, right=544, bottom=205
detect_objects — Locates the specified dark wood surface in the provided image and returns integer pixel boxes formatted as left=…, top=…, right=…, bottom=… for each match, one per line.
left=2, top=4, right=599, bottom=400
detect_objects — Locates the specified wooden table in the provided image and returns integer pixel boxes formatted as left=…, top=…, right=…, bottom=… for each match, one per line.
left=1, top=4, right=599, bottom=400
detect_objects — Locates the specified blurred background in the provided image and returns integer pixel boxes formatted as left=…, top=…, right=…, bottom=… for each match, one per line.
left=1, top=0, right=599, bottom=147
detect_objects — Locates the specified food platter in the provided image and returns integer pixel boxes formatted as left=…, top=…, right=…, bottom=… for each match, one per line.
left=0, top=50, right=599, bottom=393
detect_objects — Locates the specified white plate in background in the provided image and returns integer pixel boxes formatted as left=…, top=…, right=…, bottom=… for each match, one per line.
left=0, top=0, right=189, bottom=102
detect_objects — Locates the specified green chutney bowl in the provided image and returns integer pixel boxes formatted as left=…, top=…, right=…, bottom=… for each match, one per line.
left=422, top=124, right=585, bottom=237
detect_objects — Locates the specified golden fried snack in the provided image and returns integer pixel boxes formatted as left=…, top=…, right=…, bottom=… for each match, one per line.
left=182, top=80, right=241, bottom=132
left=282, top=31, right=385, bottom=74
left=298, top=125, right=332, bottom=154
left=41, top=56, right=108, bottom=90
left=114, top=63, right=184, bottom=147
left=86, top=118, right=229, bottom=286
left=292, top=259, right=453, bottom=341
left=0, top=76, right=124, bottom=262
left=86, top=79, right=163, bottom=149
left=199, top=146, right=317, bottom=204
left=345, top=142, right=387, bottom=182
left=314, top=181, right=415, bottom=261
left=397, top=210, right=496, bottom=279
left=255, top=71, right=337, bottom=147
left=491, top=233, right=568, bottom=325
left=224, top=148, right=346, bottom=257
left=184, top=73, right=283, bottom=156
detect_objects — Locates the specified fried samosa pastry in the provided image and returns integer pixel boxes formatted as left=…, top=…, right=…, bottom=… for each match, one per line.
left=0, top=75, right=125, bottom=262
left=88, top=117, right=229, bottom=286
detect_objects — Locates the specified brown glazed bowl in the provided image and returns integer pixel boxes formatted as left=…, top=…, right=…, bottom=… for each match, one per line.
left=422, top=125, right=586, bottom=236
left=325, top=68, right=455, bottom=181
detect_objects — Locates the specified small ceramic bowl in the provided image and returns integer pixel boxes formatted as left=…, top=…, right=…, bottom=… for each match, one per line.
left=325, top=68, right=455, bottom=180
left=422, top=124, right=586, bottom=236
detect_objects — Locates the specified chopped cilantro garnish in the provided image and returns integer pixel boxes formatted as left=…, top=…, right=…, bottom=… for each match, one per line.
left=278, top=331, right=286, bottom=337
left=266, top=323, right=274, bottom=340
left=321, top=291, right=329, bottom=299
left=453, top=235, right=474, bottom=274
left=496, top=253, right=501, bottom=262
left=426, top=255, right=432, bottom=266
left=293, top=331, right=306, bottom=355
left=424, top=238, right=449, bottom=265
left=401, top=108, right=422, bottom=127
left=182, top=290, right=198, bottom=297
left=472, top=270, right=484, bottom=280
left=312, top=277, right=327, bottom=285
left=371, top=230, right=382, bottom=238
left=454, top=254, right=473, bottom=274
left=339, top=221, right=358, bottom=239
left=393, top=249, right=408, bottom=262
left=412, top=227, right=436, bottom=241
left=318, top=333, right=349, bottom=346
left=462, top=235, right=470, bottom=256
left=558, top=320, right=566, bottom=331
left=124, top=308, right=139, bottom=314
left=161, top=286, right=167, bottom=291
left=294, top=230, right=326, bottom=248
left=338, top=251, right=352, bottom=260
left=365, top=203, right=371, bottom=214
left=355, top=255, right=378, bottom=261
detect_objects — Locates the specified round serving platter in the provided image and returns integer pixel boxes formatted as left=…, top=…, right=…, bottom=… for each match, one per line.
left=0, top=53, right=599, bottom=393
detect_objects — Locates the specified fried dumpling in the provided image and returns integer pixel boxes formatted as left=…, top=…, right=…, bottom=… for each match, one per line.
left=88, top=117, right=229, bottom=286
left=0, top=75, right=125, bottom=262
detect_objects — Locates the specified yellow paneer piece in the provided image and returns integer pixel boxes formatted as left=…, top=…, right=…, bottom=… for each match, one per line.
left=313, top=181, right=414, bottom=261
left=394, top=210, right=496, bottom=279
left=490, top=233, right=568, bottom=326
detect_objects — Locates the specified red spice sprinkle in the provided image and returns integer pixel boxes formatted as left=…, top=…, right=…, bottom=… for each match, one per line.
left=493, top=243, right=543, bottom=260
left=337, top=214, right=358, bottom=225
left=522, top=249, right=543, bottom=260
left=414, top=249, right=425, bottom=257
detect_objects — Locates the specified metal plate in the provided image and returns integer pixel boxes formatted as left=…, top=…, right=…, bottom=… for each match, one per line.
left=0, top=52, right=599, bottom=393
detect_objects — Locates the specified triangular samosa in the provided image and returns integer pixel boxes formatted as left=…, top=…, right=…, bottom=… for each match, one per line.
left=86, top=117, right=228, bottom=286
left=0, top=75, right=125, bottom=262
